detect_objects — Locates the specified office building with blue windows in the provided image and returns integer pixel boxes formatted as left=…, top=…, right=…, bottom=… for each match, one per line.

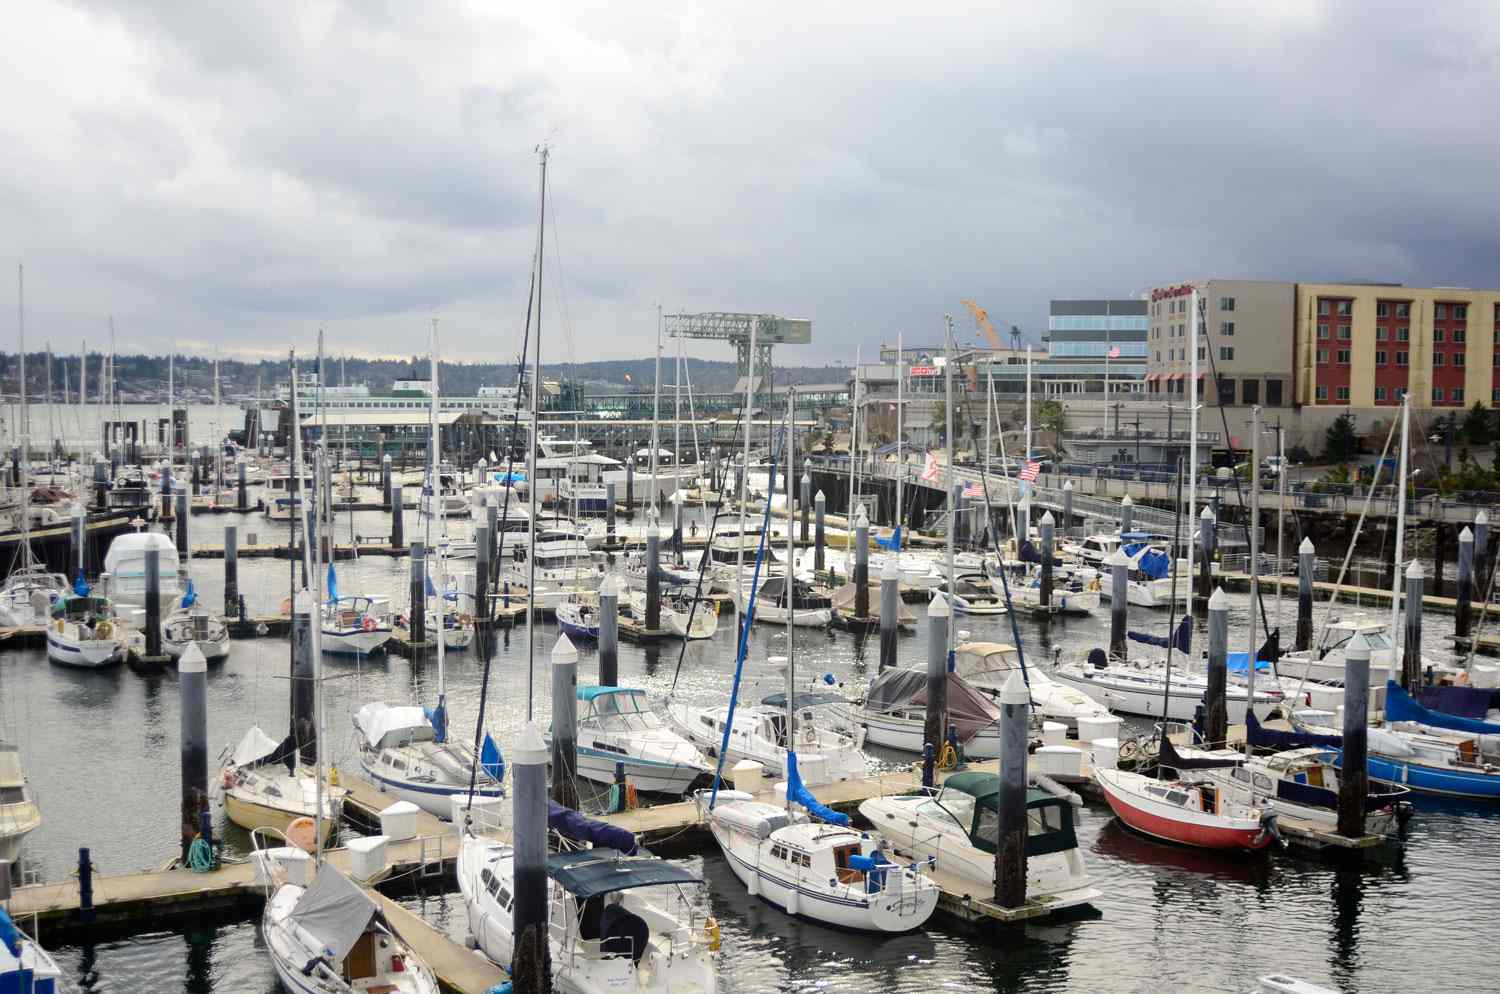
left=1040, top=298, right=1148, bottom=398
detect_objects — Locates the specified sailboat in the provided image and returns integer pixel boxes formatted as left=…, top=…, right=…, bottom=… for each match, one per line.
left=696, top=396, right=937, bottom=931
left=161, top=579, right=230, bottom=662
left=0, top=906, right=62, bottom=994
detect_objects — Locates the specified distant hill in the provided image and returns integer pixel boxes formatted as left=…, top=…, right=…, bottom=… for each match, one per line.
left=0, top=353, right=852, bottom=402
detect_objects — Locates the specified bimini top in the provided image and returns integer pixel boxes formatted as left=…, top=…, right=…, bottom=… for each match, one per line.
left=576, top=686, right=645, bottom=703
left=354, top=702, right=435, bottom=750
left=942, top=772, right=1066, bottom=812
left=547, top=848, right=700, bottom=899
left=938, top=774, right=1078, bottom=857
left=103, top=532, right=180, bottom=574
left=760, top=691, right=844, bottom=710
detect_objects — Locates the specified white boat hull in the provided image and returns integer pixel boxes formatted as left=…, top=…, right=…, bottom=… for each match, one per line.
left=575, top=746, right=709, bottom=795
left=1051, top=667, right=1280, bottom=723
left=46, top=632, right=122, bottom=668
left=360, top=760, right=504, bottom=818
left=321, top=627, right=393, bottom=655
left=845, top=707, right=1001, bottom=758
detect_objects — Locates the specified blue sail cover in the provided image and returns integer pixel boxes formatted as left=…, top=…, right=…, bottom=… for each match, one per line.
left=480, top=733, right=505, bottom=782
left=0, top=906, right=22, bottom=956
left=876, top=526, right=903, bottom=551
left=785, top=752, right=850, bottom=826
left=73, top=572, right=89, bottom=596
left=426, top=700, right=448, bottom=744
left=1386, top=680, right=1500, bottom=736
left=1246, top=711, right=1342, bottom=750
left=180, top=577, right=197, bottom=609
left=1127, top=614, right=1192, bottom=653
left=326, top=562, right=338, bottom=602
left=547, top=800, right=638, bottom=854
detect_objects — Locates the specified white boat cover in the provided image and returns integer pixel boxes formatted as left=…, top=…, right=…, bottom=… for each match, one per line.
left=354, top=703, right=434, bottom=750
left=103, top=532, right=180, bottom=575
left=952, top=642, right=1021, bottom=685
left=289, top=863, right=379, bottom=963
left=710, top=798, right=793, bottom=840
left=231, top=725, right=282, bottom=768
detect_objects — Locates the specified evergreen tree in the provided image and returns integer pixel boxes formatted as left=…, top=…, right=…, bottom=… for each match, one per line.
left=1462, top=401, right=1492, bottom=445
left=1323, top=414, right=1359, bottom=464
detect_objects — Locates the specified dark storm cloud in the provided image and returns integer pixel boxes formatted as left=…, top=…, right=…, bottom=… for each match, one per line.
left=5, top=2, right=1500, bottom=361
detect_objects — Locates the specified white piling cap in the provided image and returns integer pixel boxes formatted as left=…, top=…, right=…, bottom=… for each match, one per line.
left=293, top=588, right=313, bottom=615
left=551, top=633, right=578, bottom=662
left=801, top=469, right=811, bottom=482
left=1344, top=632, right=1373, bottom=661
left=1299, top=537, right=1315, bottom=554
left=1104, top=549, right=1134, bottom=568
left=1062, top=480, right=1073, bottom=492
left=599, top=574, right=621, bottom=598
left=815, top=490, right=826, bottom=502
left=1200, top=505, right=1214, bottom=520
left=1406, top=559, right=1425, bottom=579
left=881, top=557, right=899, bottom=581
left=1208, top=587, right=1228, bottom=611
left=513, top=721, right=548, bottom=766
left=179, top=642, right=207, bottom=674
left=928, top=592, right=950, bottom=617
left=1460, top=526, right=1474, bottom=543
left=1000, top=670, right=1029, bottom=706
left=854, top=506, right=869, bottom=528
left=1478, top=509, right=1490, bottom=525
left=1040, top=511, right=1055, bottom=526
left=1121, top=495, right=1134, bottom=506
left=71, top=504, right=85, bottom=519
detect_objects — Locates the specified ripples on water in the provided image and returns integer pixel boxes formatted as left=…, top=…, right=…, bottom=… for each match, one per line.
left=4, top=504, right=1496, bottom=993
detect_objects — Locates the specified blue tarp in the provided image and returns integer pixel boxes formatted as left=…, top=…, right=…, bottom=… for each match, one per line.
left=1416, top=684, right=1500, bottom=720
left=786, top=752, right=850, bottom=826
left=0, top=907, right=22, bottom=956
left=1120, top=543, right=1170, bottom=579
left=326, top=563, right=338, bottom=602
left=1127, top=614, right=1192, bottom=653
left=1226, top=651, right=1272, bottom=674
left=180, top=577, right=197, bottom=609
left=426, top=700, right=448, bottom=744
left=876, top=526, right=903, bottom=551
left=1386, top=680, right=1500, bottom=736
left=547, top=800, right=637, bottom=855
left=73, top=572, right=89, bottom=596
left=481, top=733, right=505, bottom=782
left=1246, top=711, right=1341, bottom=750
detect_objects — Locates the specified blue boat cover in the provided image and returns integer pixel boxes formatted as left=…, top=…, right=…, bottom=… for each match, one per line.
left=1386, top=680, right=1500, bottom=735
left=785, top=752, right=850, bottom=826
left=481, top=732, right=505, bottom=782
left=326, top=562, right=338, bottom=602
left=1127, top=614, right=1192, bottom=653
left=1246, top=711, right=1341, bottom=750
left=547, top=802, right=637, bottom=855
left=1121, top=543, right=1171, bottom=579
left=0, top=907, right=22, bottom=956
left=73, top=572, right=89, bottom=596
left=1416, top=684, right=1500, bottom=720
left=427, top=700, right=448, bottom=744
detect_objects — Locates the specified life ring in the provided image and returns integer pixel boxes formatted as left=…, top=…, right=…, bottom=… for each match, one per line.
left=95, top=620, right=114, bottom=639
left=938, top=743, right=959, bottom=770
left=362, top=616, right=377, bottom=632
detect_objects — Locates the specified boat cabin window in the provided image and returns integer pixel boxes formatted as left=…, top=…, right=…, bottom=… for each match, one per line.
left=933, top=791, right=976, bottom=832
left=0, top=786, right=26, bottom=804
left=915, top=800, right=964, bottom=831
left=1024, top=799, right=1079, bottom=858
left=1231, top=768, right=1252, bottom=784
left=1026, top=804, right=1064, bottom=836
left=1252, top=773, right=1274, bottom=792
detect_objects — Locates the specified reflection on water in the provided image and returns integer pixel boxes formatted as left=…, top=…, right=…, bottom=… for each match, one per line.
left=6, top=502, right=1499, bottom=993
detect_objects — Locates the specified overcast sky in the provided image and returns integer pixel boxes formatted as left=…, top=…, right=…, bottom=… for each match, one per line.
left=5, top=1, right=1499, bottom=365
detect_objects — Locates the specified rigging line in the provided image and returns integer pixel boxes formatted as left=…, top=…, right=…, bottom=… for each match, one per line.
left=1160, top=453, right=1186, bottom=725
left=668, top=410, right=745, bottom=694
left=972, top=377, right=1033, bottom=707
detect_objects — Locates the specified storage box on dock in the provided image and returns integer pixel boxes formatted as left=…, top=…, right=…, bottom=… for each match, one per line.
left=1090, top=737, right=1119, bottom=770
left=1034, top=745, right=1084, bottom=779
left=1077, top=715, right=1121, bottom=744
left=346, top=835, right=389, bottom=882
left=380, top=800, right=420, bottom=841
left=1042, top=722, right=1067, bottom=747
left=732, top=760, right=764, bottom=794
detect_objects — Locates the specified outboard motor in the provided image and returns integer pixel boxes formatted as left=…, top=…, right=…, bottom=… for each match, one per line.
left=1255, top=807, right=1287, bottom=850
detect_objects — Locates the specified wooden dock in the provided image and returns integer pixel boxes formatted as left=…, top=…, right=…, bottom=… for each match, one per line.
left=1215, top=571, right=1489, bottom=617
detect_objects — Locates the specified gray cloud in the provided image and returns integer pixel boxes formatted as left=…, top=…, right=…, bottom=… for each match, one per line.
left=4, top=1, right=1499, bottom=365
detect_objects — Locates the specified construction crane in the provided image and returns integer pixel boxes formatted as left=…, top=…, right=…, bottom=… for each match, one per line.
left=960, top=298, right=1022, bottom=351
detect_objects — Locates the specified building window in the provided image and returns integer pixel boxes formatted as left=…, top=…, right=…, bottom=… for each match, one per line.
left=1396, top=351, right=1409, bottom=366
left=1337, top=349, right=1351, bottom=364
left=1221, top=321, right=1235, bottom=336
left=1455, top=303, right=1468, bottom=320
left=1396, top=388, right=1407, bottom=401
left=1219, top=297, right=1235, bottom=311
left=1397, top=327, right=1410, bottom=341
left=1219, top=347, right=1234, bottom=360
left=1397, top=302, right=1410, bottom=317
left=1455, top=352, right=1466, bottom=367
left=1339, top=326, right=1352, bottom=340
left=1435, top=303, right=1448, bottom=320
left=1337, top=301, right=1351, bottom=316
left=1454, top=388, right=1465, bottom=403
left=1377, top=302, right=1389, bottom=317
left=1375, top=386, right=1388, bottom=401
left=1433, top=353, right=1445, bottom=366
left=1434, top=328, right=1445, bottom=343
left=1317, top=348, right=1330, bottom=363
left=1433, top=387, right=1445, bottom=402
left=1454, top=328, right=1467, bottom=343
left=1317, top=324, right=1330, bottom=340
left=1218, top=377, right=1235, bottom=405
left=1154, top=351, right=1161, bottom=362
left=1376, top=327, right=1388, bottom=341
left=1318, top=300, right=1330, bottom=316
left=1494, top=388, right=1500, bottom=404
left=1337, top=386, right=1351, bottom=401
left=1242, top=379, right=1259, bottom=405
left=1266, top=379, right=1283, bottom=406
left=1198, top=347, right=1206, bottom=360
left=1376, top=351, right=1388, bottom=366
left=1316, top=385, right=1328, bottom=401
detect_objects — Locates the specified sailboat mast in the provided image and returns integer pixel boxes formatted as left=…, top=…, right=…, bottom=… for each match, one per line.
left=1389, top=396, right=1410, bottom=660
left=674, top=322, right=682, bottom=495
left=17, top=265, right=28, bottom=453
left=784, top=387, right=796, bottom=814
left=944, top=315, right=955, bottom=659
left=1185, top=290, right=1200, bottom=636
left=736, top=319, right=757, bottom=632
left=651, top=304, right=662, bottom=514
left=850, top=346, right=861, bottom=549
left=895, top=334, right=903, bottom=545
left=430, top=318, right=447, bottom=719
left=525, top=143, right=548, bottom=719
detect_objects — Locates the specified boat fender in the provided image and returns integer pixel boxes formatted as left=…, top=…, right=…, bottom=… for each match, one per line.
left=362, top=616, right=377, bottom=632
left=624, top=783, right=638, bottom=810
left=705, top=917, right=721, bottom=951
left=222, top=768, right=236, bottom=788
left=328, top=766, right=340, bottom=787
left=938, top=743, right=959, bottom=770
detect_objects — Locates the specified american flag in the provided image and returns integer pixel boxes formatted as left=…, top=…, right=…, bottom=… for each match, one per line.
left=1107, top=346, right=1121, bottom=359
left=1019, top=460, right=1041, bottom=482
left=963, top=481, right=985, bottom=498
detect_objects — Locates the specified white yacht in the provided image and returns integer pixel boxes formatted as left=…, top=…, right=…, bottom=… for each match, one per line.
left=45, top=592, right=133, bottom=667
left=953, top=642, right=1112, bottom=729
left=1050, top=651, right=1284, bottom=723
left=668, top=696, right=868, bottom=782
left=729, top=576, right=832, bottom=628
left=0, top=565, right=68, bottom=627
left=320, top=595, right=394, bottom=656
left=830, top=667, right=1004, bottom=759
left=352, top=703, right=504, bottom=818
left=0, top=743, right=41, bottom=863
left=502, top=527, right=604, bottom=609
left=621, top=590, right=718, bottom=640
left=99, top=531, right=181, bottom=613
left=570, top=687, right=714, bottom=795
left=1277, top=617, right=1395, bottom=687
left=162, top=605, right=231, bottom=662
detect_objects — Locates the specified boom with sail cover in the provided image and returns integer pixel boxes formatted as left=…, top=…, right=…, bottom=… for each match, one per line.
left=1385, top=681, right=1500, bottom=736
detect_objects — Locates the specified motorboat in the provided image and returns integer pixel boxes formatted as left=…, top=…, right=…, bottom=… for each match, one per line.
left=937, top=572, right=1008, bottom=616
left=45, top=592, right=132, bottom=667
left=0, top=907, right=62, bottom=994
left=220, top=725, right=343, bottom=845
left=620, top=554, right=697, bottom=593
left=1058, top=532, right=1122, bottom=568
left=1158, top=734, right=1412, bottom=836
left=353, top=703, right=504, bottom=818
left=1050, top=650, right=1284, bottom=723
left=502, top=527, right=604, bottom=609
left=99, top=531, right=181, bottom=613
left=557, top=591, right=602, bottom=641
left=1094, top=766, right=1281, bottom=851
left=0, top=565, right=68, bottom=627
left=697, top=784, right=939, bottom=932
left=622, top=590, right=718, bottom=640
left=992, top=562, right=1100, bottom=616
left=730, top=576, right=832, bottom=628
left=829, top=667, right=1004, bottom=759
left=162, top=597, right=231, bottom=662
left=793, top=547, right=939, bottom=590
left=1097, top=541, right=1188, bottom=609
left=432, top=596, right=474, bottom=651
left=569, top=687, right=714, bottom=795
left=953, top=642, right=1112, bottom=729
left=320, top=595, right=393, bottom=656
left=260, top=858, right=439, bottom=994
left=1277, top=618, right=1395, bottom=687
left=458, top=833, right=718, bottom=994
left=0, top=743, right=41, bottom=863
left=668, top=696, right=868, bottom=782
left=859, top=772, right=1100, bottom=913
left=262, top=473, right=313, bottom=520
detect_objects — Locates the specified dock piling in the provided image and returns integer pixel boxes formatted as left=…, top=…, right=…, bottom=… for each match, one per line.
left=475, top=524, right=492, bottom=659
left=292, top=589, right=316, bottom=765
left=1205, top=587, right=1229, bottom=746
left=550, top=635, right=579, bottom=811
left=854, top=507, right=870, bottom=619
left=1475, top=509, right=1490, bottom=585
left=879, top=558, right=898, bottom=673
left=995, top=672, right=1029, bottom=910
left=672, top=494, right=683, bottom=558
left=1120, top=494, right=1133, bottom=534
left=190, top=452, right=200, bottom=497
left=814, top=490, right=826, bottom=572
left=606, top=482, right=617, bottom=541
left=800, top=470, right=811, bottom=543
left=952, top=483, right=966, bottom=548
left=645, top=517, right=662, bottom=632
left=71, top=504, right=86, bottom=581
left=160, top=465, right=173, bottom=520
left=922, top=593, right=950, bottom=767
left=179, top=643, right=209, bottom=861
left=381, top=454, right=392, bottom=509
left=512, top=722, right=551, bottom=988
left=390, top=484, right=404, bottom=549
left=1296, top=537, right=1315, bottom=652
left=625, top=460, right=635, bottom=510
left=1198, top=506, right=1216, bottom=602
left=599, top=574, right=620, bottom=686
left=1016, top=497, right=1030, bottom=544
left=1039, top=511, right=1055, bottom=609
left=224, top=525, right=239, bottom=618
left=174, top=487, right=188, bottom=555
left=77, top=848, right=94, bottom=924
left=1456, top=526, right=1475, bottom=638
left=1338, top=634, right=1372, bottom=839
left=409, top=541, right=427, bottom=645
left=1061, top=480, right=1073, bottom=536
left=1107, top=549, right=1130, bottom=659
left=1401, top=560, right=1423, bottom=689
left=236, top=460, right=248, bottom=511
left=144, top=547, right=163, bottom=659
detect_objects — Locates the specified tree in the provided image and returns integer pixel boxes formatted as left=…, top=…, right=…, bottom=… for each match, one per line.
left=1036, top=400, right=1066, bottom=458
left=1323, top=413, right=1359, bottom=464
left=1462, top=401, right=1493, bottom=446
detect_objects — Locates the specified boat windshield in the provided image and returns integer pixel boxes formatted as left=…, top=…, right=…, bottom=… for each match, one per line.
left=1326, top=628, right=1392, bottom=652
left=588, top=691, right=661, bottom=730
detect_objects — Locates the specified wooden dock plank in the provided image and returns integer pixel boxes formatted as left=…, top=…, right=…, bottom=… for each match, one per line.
left=373, top=893, right=506, bottom=994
